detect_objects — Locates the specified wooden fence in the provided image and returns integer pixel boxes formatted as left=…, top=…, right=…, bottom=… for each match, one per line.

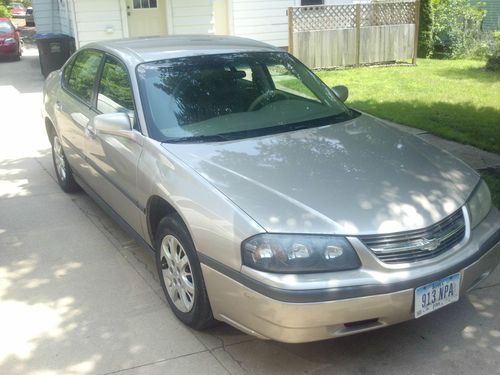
left=288, top=0, right=420, bottom=69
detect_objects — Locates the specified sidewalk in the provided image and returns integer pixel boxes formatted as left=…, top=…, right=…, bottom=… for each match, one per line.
left=386, top=122, right=500, bottom=171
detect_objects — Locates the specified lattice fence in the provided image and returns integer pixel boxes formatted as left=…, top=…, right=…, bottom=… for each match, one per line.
left=291, top=1, right=417, bottom=32
left=292, top=5, right=357, bottom=32
left=289, top=0, right=419, bottom=68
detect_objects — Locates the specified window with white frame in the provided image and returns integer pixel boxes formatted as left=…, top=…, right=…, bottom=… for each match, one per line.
left=133, top=0, right=158, bottom=9
left=301, top=0, right=324, bottom=5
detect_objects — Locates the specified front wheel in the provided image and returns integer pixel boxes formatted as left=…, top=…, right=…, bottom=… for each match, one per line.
left=51, top=134, right=80, bottom=193
left=155, top=215, right=216, bottom=329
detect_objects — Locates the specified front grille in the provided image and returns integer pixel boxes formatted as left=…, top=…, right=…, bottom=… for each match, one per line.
left=360, top=209, right=466, bottom=264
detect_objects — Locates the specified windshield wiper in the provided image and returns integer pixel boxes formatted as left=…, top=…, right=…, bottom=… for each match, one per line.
left=162, top=133, right=231, bottom=144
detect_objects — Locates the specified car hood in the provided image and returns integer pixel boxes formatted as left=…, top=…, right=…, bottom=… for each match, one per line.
left=163, top=114, right=478, bottom=235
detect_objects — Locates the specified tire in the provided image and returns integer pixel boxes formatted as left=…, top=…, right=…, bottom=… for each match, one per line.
left=51, top=133, right=80, bottom=193
left=155, top=215, right=216, bottom=330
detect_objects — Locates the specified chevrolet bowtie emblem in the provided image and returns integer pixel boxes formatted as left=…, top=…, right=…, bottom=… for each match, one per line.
left=420, top=238, right=441, bottom=251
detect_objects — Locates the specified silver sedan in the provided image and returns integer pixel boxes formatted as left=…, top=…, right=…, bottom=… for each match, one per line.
left=41, top=35, right=500, bottom=343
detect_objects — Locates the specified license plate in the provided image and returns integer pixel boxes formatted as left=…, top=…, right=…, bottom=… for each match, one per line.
left=414, top=273, right=460, bottom=318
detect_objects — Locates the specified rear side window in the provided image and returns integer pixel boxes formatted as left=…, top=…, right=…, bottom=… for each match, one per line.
left=66, top=50, right=103, bottom=103
left=97, top=57, right=135, bottom=114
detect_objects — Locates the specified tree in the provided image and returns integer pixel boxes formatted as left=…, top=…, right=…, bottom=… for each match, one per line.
left=433, top=0, right=486, bottom=58
left=418, top=0, right=434, bottom=58
left=0, top=1, right=11, bottom=18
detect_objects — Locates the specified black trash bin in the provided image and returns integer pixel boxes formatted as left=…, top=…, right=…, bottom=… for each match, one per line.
left=35, top=33, right=75, bottom=77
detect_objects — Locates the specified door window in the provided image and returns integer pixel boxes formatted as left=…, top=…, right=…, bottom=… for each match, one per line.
left=97, top=57, right=135, bottom=115
left=133, top=0, right=157, bottom=9
left=66, top=50, right=103, bottom=103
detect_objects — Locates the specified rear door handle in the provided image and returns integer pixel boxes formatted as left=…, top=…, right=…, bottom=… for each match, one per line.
left=55, top=101, right=62, bottom=111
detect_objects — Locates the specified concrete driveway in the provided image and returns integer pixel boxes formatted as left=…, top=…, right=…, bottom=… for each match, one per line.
left=1, top=47, right=499, bottom=375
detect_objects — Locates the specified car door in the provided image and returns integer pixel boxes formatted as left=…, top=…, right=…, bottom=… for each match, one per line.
left=55, top=49, right=104, bottom=179
left=84, top=55, right=144, bottom=235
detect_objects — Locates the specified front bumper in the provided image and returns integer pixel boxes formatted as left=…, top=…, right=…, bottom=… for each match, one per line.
left=0, top=44, right=19, bottom=56
left=201, top=209, right=500, bottom=343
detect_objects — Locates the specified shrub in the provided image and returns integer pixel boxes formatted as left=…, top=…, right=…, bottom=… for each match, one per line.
left=433, top=0, right=486, bottom=58
left=0, top=5, right=11, bottom=18
left=485, top=31, right=500, bottom=71
left=418, top=0, right=434, bottom=58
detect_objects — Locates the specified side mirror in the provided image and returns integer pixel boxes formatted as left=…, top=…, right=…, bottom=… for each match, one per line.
left=94, top=112, right=132, bottom=137
left=332, top=85, right=349, bottom=102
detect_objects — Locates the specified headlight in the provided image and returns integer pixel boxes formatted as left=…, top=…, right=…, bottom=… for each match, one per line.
left=242, top=234, right=361, bottom=273
left=467, top=180, right=492, bottom=229
left=4, top=38, right=16, bottom=44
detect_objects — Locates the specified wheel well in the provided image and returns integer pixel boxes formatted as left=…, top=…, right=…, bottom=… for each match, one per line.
left=147, top=196, right=178, bottom=248
left=45, top=118, right=55, bottom=144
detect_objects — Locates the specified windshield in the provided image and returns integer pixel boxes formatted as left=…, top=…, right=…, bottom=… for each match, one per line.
left=0, top=21, right=14, bottom=34
left=137, top=52, right=356, bottom=143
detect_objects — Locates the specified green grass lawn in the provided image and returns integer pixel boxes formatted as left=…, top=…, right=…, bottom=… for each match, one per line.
left=314, top=59, right=500, bottom=154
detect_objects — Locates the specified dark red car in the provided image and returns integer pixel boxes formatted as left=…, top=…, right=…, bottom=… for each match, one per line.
left=0, top=18, right=21, bottom=60
left=10, top=3, right=26, bottom=17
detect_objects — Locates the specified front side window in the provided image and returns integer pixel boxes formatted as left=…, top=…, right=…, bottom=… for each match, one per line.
left=97, top=57, right=135, bottom=114
left=66, top=50, right=103, bottom=103
left=138, top=52, right=355, bottom=142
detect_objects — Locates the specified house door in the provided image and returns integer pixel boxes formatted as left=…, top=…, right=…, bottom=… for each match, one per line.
left=125, top=0, right=167, bottom=37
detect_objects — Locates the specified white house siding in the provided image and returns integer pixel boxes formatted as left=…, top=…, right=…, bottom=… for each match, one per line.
left=58, top=0, right=72, bottom=35
left=231, top=1, right=359, bottom=47
left=73, top=0, right=125, bottom=46
left=231, top=0, right=295, bottom=47
left=32, top=0, right=61, bottom=33
left=171, top=0, right=215, bottom=34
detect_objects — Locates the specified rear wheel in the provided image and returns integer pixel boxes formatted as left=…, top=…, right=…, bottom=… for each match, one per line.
left=155, top=215, right=216, bottom=329
left=51, top=134, right=80, bottom=193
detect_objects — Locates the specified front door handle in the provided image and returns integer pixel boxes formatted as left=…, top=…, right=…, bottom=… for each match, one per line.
left=70, top=112, right=89, bottom=129
left=86, top=123, right=97, bottom=137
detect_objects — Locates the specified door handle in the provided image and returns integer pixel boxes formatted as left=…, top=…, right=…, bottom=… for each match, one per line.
left=70, top=112, right=89, bottom=128
left=55, top=101, right=62, bottom=111
left=86, top=123, right=97, bottom=138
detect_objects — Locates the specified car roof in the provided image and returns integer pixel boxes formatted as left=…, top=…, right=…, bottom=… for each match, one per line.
left=84, top=35, right=281, bottom=66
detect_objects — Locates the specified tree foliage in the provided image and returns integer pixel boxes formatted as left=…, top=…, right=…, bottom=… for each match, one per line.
left=418, top=0, right=434, bottom=58
left=486, top=31, right=500, bottom=71
left=0, top=5, right=11, bottom=18
left=433, top=0, right=486, bottom=58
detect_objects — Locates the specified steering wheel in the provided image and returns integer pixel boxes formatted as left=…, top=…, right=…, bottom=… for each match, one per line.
left=248, top=90, right=287, bottom=111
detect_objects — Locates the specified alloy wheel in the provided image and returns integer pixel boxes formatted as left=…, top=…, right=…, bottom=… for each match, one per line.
left=53, top=136, right=67, bottom=181
left=160, top=235, right=195, bottom=313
